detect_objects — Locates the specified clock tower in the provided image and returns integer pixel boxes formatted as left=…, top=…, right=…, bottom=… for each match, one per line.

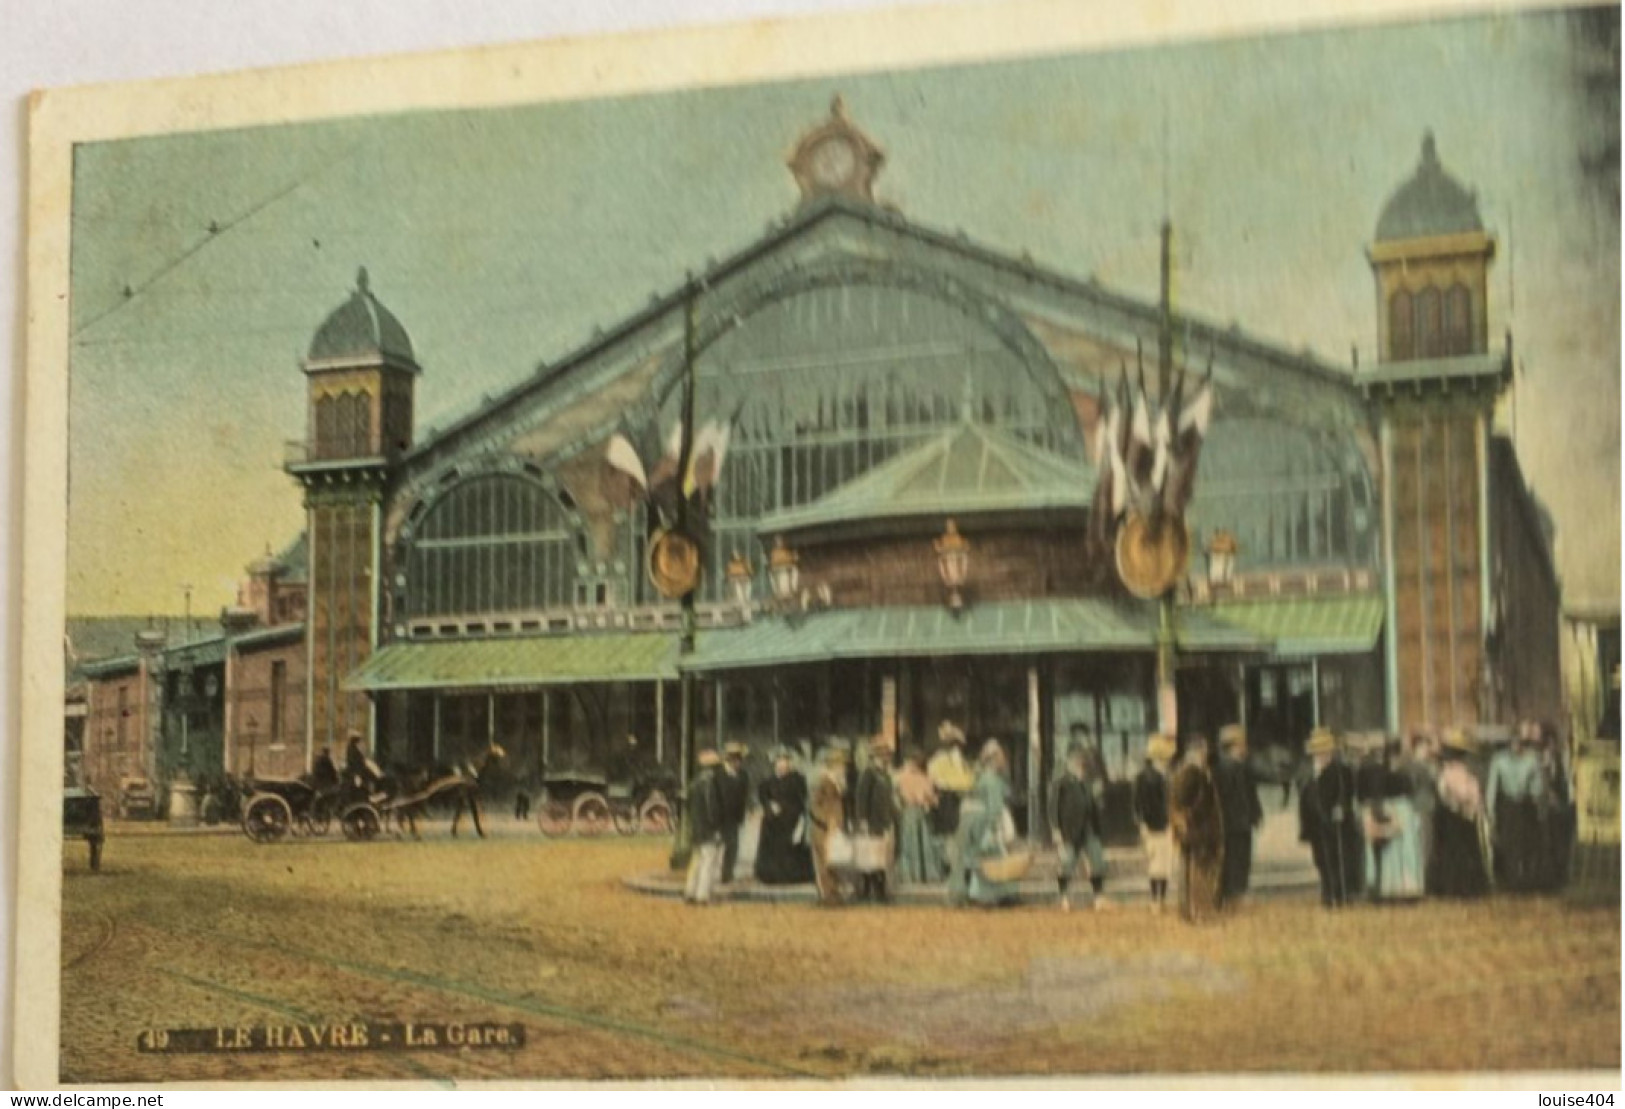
left=787, top=95, right=885, bottom=205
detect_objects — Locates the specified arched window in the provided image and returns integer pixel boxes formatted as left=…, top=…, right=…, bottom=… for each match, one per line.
left=313, top=391, right=373, bottom=459
left=404, top=475, right=578, bottom=617
left=660, top=281, right=1080, bottom=599
left=1444, top=284, right=1473, bottom=356
left=1389, top=289, right=1415, bottom=361
left=1416, top=287, right=1444, bottom=359
left=314, top=394, right=338, bottom=458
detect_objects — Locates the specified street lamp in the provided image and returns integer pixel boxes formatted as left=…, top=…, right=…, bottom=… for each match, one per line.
left=1206, top=529, right=1238, bottom=590
left=725, top=550, right=754, bottom=616
left=934, top=518, right=972, bottom=613
left=768, top=536, right=800, bottom=609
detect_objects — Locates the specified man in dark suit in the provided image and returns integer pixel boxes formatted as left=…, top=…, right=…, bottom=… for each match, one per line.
left=1214, top=724, right=1264, bottom=906
left=717, top=741, right=751, bottom=883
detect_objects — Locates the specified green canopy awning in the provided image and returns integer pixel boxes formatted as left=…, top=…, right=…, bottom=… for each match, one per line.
left=1204, top=594, right=1385, bottom=656
left=342, top=632, right=679, bottom=692
left=683, top=599, right=1263, bottom=672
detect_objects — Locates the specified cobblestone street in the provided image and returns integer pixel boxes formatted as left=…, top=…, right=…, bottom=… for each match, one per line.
left=59, top=829, right=1620, bottom=1084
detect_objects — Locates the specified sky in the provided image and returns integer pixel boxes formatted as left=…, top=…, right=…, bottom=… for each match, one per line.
left=65, top=6, right=1621, bottom=615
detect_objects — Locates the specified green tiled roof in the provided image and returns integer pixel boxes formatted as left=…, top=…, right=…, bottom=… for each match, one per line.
left=684, top=599, right=1261, bottom=672
left=1205, top=594, right=1385, bottom=656
left=343, top=633, right=679, bottom=692
left=757, top=422, right=1096, bottom=535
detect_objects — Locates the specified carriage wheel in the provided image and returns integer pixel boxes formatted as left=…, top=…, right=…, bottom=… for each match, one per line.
left=340, top=803, right=382, bottom=842
left=572, top=792, right=612, bottom=837
left=638, top=795, right=673, bottom=836
left=611, top=801, right=639, bottom=837
left=243, top=794, right=293, bottom=844
left=537, top=800, right=572, bottom=837
left=303, top=796, right=334, bottom=837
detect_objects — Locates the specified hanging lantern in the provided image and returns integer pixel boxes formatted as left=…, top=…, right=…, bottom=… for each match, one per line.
left=725, top=550, right=754, bottom=610
left=934, top=518, right=972, bottom=611
left=1206, top=528, right=1239, bottom=589
left=768, top=535, right=800, bottom=606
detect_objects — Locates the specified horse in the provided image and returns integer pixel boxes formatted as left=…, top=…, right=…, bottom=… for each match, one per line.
left=411, top=742, right=506, bottom=838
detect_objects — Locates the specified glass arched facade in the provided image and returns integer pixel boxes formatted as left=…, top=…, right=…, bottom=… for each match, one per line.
left=402, top=474, right=580, bottom=617
left=659, top=281, right=1083, bottom=598
left=1188, top=418, right=1377, bottom=570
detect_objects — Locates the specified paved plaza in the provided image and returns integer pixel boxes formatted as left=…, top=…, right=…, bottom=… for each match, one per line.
left=58, top=825, right=1619, bottom=1084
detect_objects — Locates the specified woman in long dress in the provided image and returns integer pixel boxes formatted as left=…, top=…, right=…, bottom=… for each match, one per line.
left=960, top=741, right=1020, bottom=906
left=895, top=747, right=944, bottom=885
left=1135, top=734, right=1177, bottom=912
left=1169, top=735, right=1225, bottom=923
left=1361, top=740, right=1425, bottom=901
left=754, top=749, right=813, bottom=886
left=1430, top=729, right=1490, bottom=898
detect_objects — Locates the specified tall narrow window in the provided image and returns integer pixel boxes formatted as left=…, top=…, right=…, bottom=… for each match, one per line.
left=1444, top=284, right=1473, bottom=356
left=1389, top=289, right=1415, bottom=361
left=1416, top=287, right=1444, bottom=358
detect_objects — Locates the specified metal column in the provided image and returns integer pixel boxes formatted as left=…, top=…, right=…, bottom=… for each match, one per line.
left=1027, top=664, right=1042, bottom=844
left=1379, top=414, right=1401, bottom=734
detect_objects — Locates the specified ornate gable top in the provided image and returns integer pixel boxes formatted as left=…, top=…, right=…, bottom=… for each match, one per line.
left=787, top=95, right=885, bottom=206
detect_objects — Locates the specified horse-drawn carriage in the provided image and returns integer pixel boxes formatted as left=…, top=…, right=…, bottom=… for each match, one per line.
left=239, top=751, right=500, bottom=843
left=535, top=771, right=675, bottom=837
left=240, top=775, right=382, bottom=842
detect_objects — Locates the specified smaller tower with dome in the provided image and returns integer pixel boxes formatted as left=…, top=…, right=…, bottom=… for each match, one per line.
left=1361, top=133, right=1513, bottom=739
left=288, top=268, right=419, bottom=762
left=1369, top=132, right=1496, bottom=364
left=301, top=267, right=420, bottom=463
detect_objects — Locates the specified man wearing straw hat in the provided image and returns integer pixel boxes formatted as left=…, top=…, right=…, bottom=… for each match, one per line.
left=1214, top=724, right=1264, bottom=905
left=684, top=749, right=726, bottom=905
left=929, top=721, right=975, bottom=896
left=1298, top=727, right=1363, bottom=908
left=717, top=741, right=751, bottom=884
left=853, top=733, right=898, bottom=902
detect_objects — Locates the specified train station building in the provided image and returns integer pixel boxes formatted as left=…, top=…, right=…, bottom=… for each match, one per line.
left=75, top=103, right=1563, bottom=835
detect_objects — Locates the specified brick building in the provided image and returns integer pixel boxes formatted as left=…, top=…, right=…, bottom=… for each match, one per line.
left=74, top=538, right=309, bottom=804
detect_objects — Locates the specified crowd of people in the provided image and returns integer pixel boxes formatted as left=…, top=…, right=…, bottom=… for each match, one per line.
left=1299, top=718, right=1573, bottom=907
left=678, top=715, right=1573, bottom=915
left=684, top=724, right=1047, bottom=908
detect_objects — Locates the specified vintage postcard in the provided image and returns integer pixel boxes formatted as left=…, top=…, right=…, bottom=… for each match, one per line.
left=18, top=0, right=1623, bottom=1089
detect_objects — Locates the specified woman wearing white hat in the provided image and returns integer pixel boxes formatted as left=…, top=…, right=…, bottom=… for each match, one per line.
left=1134, top=734, right=1177, bottom=912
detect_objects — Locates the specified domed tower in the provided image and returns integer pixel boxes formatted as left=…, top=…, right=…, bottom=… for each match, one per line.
left=287, top=268, right=420, bottom=763
left=1370, top=132, right=1495, bottom=362
left=1362, top=134, right=1510, bottom=735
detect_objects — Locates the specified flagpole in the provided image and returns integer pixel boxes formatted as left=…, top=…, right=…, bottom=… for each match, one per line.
left=669, top=279, right=701, bottom=871
left=1155, top=220, right=1179, bottom=738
